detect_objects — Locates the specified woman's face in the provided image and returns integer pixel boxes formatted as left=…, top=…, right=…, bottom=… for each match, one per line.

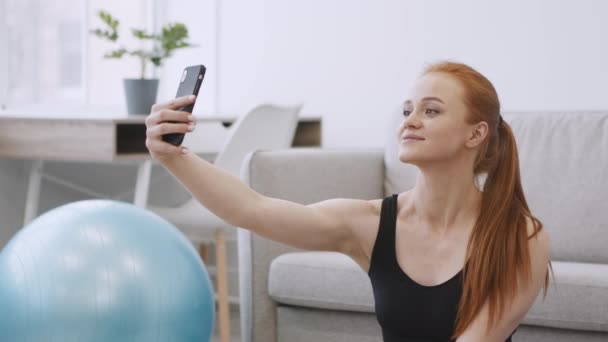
left=398, top=72, right=483, bottom=167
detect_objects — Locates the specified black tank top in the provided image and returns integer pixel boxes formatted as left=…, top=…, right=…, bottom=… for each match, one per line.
left=368, top=194, right=515, bottom=342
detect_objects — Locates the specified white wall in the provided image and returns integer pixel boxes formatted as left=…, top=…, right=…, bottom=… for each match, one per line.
left=216, top=0, right=608, bottom=148
left=157, top=0, right=218, bottom=113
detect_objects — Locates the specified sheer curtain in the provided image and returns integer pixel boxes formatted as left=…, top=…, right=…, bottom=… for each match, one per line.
left=3, top=0, right=85, bottom=108
left=1, top=0, right=153, bottom=112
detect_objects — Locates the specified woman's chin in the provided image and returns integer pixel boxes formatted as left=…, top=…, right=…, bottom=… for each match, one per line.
left=398, top=152, right=419, bottom=165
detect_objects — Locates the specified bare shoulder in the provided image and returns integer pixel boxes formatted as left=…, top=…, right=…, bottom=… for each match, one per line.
left=525, top=216, right=551, bottom=249
left=368, top=198, right=383, bottom=215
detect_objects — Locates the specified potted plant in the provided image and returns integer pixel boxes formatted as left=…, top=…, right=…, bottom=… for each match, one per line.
left=90, top=10, right=196, bottom=114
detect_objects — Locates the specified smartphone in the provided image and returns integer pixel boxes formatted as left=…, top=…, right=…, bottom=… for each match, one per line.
left=162, top=64, right=206, bottom=146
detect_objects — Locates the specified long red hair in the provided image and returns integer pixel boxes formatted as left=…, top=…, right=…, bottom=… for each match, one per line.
left=421, top=61, right=553, bottom=339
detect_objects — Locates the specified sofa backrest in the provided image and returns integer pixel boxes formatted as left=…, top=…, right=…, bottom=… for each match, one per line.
left=384, top=110, right=608, bottom=263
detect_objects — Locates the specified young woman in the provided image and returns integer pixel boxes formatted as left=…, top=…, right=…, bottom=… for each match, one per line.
left=145, top=61, right=553, bottom=342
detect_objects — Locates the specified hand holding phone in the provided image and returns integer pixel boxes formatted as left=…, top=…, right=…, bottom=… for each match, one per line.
left=162, top=65, right=206, bottom=146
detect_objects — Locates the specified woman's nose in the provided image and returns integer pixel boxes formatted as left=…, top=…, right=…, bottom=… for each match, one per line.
left=403, top=113, right=421, bottom=128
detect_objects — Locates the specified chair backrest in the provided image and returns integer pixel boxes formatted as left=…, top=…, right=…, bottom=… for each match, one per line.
left=175, top=103, right=301, bottom=220
left=213, top=103, right=302, bottom=177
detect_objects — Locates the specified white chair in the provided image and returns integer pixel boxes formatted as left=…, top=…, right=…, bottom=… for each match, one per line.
left=147, top=103, right=302, bottom=342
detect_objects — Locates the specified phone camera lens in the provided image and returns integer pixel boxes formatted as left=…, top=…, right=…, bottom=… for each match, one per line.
left=181, top=70, right=188, bottom=83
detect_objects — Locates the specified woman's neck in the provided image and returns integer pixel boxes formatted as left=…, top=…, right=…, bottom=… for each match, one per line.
left=403, top=162, right=482, bottom=236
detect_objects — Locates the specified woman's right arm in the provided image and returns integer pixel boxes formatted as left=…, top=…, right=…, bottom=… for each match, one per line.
left=145, top=96, right=372, bottom=255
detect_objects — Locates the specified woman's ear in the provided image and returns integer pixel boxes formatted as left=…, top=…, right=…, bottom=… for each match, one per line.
left=466, top=121, right=489, bottom=148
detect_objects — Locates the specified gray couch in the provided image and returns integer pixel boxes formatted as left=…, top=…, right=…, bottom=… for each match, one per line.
left=237, top=111, right=608, bottom=342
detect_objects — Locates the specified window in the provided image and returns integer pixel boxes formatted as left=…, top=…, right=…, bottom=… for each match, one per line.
left=3, top=0, right=85, bottom=108
left=0, top=0, right=155, bottom=110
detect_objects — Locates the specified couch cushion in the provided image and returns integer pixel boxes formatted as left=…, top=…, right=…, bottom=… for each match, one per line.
left=277, top=306, right=381, bottom=342
left=522, top=261, right=608, bottom=332
left=269, top=252, right=374, bottom=312
left=269, top=252, right=608, bottom=332
left=384, top=111, right=608, bottom=263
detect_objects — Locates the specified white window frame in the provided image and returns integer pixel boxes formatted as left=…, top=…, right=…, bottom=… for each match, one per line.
left=82, top=0, right=91, bottom=107
left=0, top=0, right=8, bottom=110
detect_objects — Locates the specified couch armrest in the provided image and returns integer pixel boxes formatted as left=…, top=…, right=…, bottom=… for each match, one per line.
left=237, top=148, right=385, bottom=342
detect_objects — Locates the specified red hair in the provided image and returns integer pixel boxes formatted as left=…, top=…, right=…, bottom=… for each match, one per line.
left=422, top=61, right=553, bottom=339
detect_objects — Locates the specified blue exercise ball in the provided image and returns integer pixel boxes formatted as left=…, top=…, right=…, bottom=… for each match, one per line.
left=0, top=200, right=215, bottom=342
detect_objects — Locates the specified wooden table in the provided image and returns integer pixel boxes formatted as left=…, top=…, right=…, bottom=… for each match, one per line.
left=0, top=111, right=322, bottom=224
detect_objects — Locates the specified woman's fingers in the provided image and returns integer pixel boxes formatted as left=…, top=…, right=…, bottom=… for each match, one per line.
left=151, top=95, right=196, bottom=112
left=145, top=95, right=197, bottom=159
left=147, top=122, right=195, bottom=138
left=146, top=108, right=196, bottom=126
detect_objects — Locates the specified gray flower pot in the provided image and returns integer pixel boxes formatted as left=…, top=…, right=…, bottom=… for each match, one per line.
left=123, top=78, right=159, bottom=115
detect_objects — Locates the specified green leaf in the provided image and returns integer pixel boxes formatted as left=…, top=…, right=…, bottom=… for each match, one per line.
left=150, top=56, right=163, bottom=67
left=159, top=22, right=192, bottom=56
left=90, top=10, right=120, bottom=42
left=132, top=28, right=159, bottom=40
left=128, top=50, right=146, bottom=58
left=103, top=48, right=127, bottom=59
left=98, top=10, right=119, bottom=30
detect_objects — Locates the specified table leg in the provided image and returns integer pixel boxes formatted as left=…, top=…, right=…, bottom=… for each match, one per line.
left=133, top=160, right=152, bottom=208
left=216, top=230, right=232, bottom=342
left=23, top=160, right=44, bottom=225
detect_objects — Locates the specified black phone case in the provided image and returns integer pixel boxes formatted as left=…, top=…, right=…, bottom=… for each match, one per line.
left=162, top=65, right=206, bottom=146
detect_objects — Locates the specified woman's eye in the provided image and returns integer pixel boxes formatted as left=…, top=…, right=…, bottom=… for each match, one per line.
left=425, top=108, right=438, bottom=114
left=402, top=110, right=411, bottom=117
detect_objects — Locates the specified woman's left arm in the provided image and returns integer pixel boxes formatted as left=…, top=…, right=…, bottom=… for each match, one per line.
left=456, top=218, right=552, bottom=342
